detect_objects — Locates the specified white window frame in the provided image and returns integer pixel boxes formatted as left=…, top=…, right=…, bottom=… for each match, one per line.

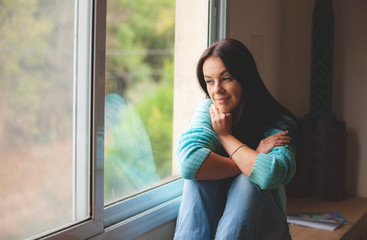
left=73, top=0, right=92, bottom=222
left=208, top=0, right=228, bottom=44
left=42, top=0, right=106, bottom=238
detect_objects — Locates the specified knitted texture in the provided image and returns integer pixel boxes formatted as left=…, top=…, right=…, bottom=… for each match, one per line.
left=176, top=99, right=296, bottom=215
left=176, top=99, right=221, bottom=179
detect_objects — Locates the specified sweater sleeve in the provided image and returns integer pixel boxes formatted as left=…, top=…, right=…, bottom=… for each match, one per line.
left=176, top=99, right=221, bottom=179
left=247, top=129, right=296, bottom=189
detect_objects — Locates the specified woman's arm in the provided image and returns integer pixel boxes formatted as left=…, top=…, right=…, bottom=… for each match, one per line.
left=177, top=100, right=294, bottom=184
left=216, top=134, right=258, bottom=176
left=217, top=130, right=292, bottom=177
left=248, top=130, right=296, bottom=189
left=177, top=99, right=254, bottom=180
left=176, top=99, right=223, bottom=179
left=209, top=104, right=295, bottom=188
left=195, top=151, right=241, bottom=180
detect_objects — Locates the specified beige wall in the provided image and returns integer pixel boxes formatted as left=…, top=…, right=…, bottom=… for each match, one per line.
left=228, top=0, right=367, bottom=197
left=333, top=0, right=367, bottom=197
left=172, top=0, right=208, bottom=174
left=228, top=0, right=313, bottom=116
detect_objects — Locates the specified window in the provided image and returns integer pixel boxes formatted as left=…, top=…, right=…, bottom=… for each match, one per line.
left=0, top=0, right=93, bottom=238
left=0, top=0, right=212, bottom=239
left=104, top=0, right=177, bottom=205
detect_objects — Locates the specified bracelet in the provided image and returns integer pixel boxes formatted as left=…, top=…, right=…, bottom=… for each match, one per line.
left=230, top=144, right=247, bottom=159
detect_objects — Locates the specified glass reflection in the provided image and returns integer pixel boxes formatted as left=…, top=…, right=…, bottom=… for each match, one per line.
left=104, top=0, right=176, bottom=204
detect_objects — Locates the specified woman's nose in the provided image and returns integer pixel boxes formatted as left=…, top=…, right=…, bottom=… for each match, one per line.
left=214, top=82, right=224, bottom=93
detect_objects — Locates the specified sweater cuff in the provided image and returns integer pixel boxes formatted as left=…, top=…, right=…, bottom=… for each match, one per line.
left=178, top=147, right=211, bottom=179
left=247, top=153, right=274, bottom=188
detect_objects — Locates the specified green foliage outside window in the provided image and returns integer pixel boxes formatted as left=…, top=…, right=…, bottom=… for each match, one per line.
left=104, top=0, right=176, bottom=201
left=0, top=0, right=176, bottom=205
left=0, top=0, right=74, bottom=148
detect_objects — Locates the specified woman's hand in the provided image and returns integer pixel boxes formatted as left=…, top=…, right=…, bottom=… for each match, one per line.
left=256, top=131, right=291, bottom=154
left=209, top=104, right=232, bottom=138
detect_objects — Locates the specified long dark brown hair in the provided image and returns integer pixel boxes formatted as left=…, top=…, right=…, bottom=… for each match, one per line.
left=197, top=39, right=300, bottom=149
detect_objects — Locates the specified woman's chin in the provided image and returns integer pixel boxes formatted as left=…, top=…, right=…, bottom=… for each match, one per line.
left=218, top=107, right=232, bottom=114
left=212, top=102, right=234, bottom=113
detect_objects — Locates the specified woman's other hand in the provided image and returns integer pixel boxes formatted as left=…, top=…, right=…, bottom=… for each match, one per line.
left=256, top=131, right=291, bottom=154
left=209, top=104, right=232, bottom=138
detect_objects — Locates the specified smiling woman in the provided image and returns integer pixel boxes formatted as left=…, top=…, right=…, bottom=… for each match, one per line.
left=174, top=39, right=300, bottom=240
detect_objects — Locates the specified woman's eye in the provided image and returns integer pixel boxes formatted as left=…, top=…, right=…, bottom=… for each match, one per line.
left=205, top=79, right=213, bottom=84
left=223, top=76, right=232, bottom=81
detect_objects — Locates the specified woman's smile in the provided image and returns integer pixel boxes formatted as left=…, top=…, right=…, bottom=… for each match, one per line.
left=216, top=96, right=230, bottom=104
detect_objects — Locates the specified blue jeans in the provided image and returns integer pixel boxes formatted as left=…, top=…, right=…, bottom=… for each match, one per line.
left=174, top=174, right=291, bottom=240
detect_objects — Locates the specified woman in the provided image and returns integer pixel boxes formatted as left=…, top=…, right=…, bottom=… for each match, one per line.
left=174, top=39, right=299, bottom=240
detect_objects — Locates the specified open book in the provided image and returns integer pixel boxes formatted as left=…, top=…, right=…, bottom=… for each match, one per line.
left=287, top=211, right=350, bottom=231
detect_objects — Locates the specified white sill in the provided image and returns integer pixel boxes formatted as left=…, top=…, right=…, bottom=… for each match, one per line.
left=92, top=196, right=181, bottom=240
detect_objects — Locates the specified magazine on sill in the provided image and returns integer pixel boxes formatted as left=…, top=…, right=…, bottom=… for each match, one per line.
left=287, top=211, right=350, bottom=231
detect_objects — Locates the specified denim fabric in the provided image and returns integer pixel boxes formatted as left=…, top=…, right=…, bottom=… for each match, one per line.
left=174, top=174, right=291, bottom=240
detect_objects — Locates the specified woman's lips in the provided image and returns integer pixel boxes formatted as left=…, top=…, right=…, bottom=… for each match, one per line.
left=216, top=97, right=230, bottom=104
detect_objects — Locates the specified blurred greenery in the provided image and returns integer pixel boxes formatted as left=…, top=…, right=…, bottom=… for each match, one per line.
left=106, top=0, right=175, bottom=87
left=0, top=0, right=176, bottom=238
left=135, top=60, right=174, bottom=178
left=1, top=1, right=78, bottom=239
left=0, top=0, right=175, bottom=204
left=104, top=0, right=176, bottom=201
left=0, top=0, right=75, bottom=148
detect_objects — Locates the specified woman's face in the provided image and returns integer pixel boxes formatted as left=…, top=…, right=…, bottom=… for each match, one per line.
left=203, top=56, right=243, bottom=114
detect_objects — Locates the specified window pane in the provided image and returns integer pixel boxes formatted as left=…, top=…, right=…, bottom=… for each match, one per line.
left=0, top=0, right=91, bottom=239
left=104, top=0, right=177, bottom=205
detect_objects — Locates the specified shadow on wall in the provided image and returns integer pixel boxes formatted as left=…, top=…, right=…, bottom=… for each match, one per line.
left=345, top=128, right=359, bottom=196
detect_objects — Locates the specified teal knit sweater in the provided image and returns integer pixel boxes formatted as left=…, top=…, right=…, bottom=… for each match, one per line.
left=176, top=99, right=296, bottom=216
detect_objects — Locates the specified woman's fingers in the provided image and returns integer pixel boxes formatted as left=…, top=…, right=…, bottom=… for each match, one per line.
left=266, top=131, right=290, bottom=141
left=209, top=104, right=215, bottom=114
left=272, top=130, right=289, bottom=137
left=210, top=104, right=232, bottom=137
left=256, top=131, right=291, bottom=153
left=210, top=104, right=221, bottom=117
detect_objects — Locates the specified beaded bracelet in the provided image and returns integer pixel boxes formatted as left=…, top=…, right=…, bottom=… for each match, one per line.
left=230, top=144, right=247, bottom=159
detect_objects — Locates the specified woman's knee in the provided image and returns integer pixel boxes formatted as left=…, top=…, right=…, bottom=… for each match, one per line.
left=229, top=174, right=262, bottom=197
left=176, top=179, right=230, bottom=239
left=183, top=179, right=231, bottom=200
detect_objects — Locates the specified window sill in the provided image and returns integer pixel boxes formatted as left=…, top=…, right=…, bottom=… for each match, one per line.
left=92, top=196, right=181, bottom=240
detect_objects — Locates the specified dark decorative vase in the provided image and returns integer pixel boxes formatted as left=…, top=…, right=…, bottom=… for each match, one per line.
left=287, top=0, right=347, bottom=201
